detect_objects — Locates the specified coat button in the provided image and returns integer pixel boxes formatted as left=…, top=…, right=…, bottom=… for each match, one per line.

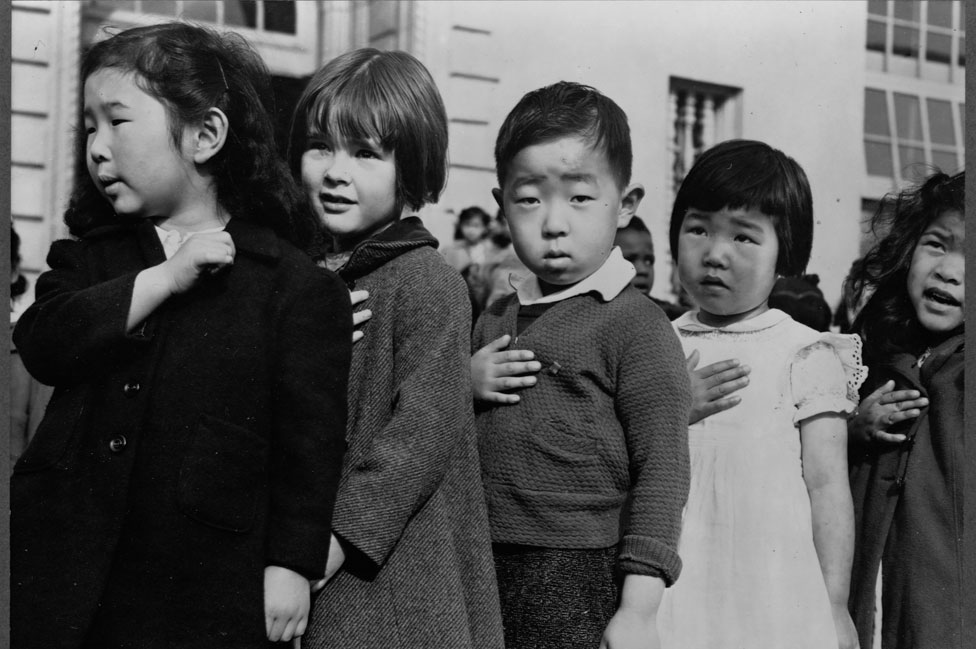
left=123, top=382, right=141, bottom=397
left=109, top=436, right=127, bottom=453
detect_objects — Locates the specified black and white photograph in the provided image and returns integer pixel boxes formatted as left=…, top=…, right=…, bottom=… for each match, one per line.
left=5, top=2, right=970, bottom=649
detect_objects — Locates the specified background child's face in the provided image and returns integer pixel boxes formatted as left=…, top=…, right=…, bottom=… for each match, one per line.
left=495, top=136, right=631, bottom=286
left=301, top=133, right=398, bottom=251
left=677, top=206, right=779, bottom=326
left=460, top=217, right=487, bottom=245
left=84, top=68, right=196, bottom=220
left=615, top=229, right=655, bottom=294
left=906, top=209, right=964, bottom=334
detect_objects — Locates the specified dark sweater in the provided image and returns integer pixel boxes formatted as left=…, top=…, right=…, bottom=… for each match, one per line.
left=473, top=287, right=691, bottom=584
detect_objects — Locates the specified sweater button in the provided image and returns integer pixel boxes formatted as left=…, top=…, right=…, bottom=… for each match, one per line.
left=123, top=382, right=141, bottom=397
left=109, top=436, right=128, bottom=453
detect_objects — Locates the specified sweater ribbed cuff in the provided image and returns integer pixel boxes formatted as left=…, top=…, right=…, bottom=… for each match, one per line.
left=617, top=534, right=682, bottom=586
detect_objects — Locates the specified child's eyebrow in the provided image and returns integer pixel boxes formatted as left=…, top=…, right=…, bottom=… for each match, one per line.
left=922, top=225, right=955, bottom=242
left=561, top=172, right=597, bottom=184
left=728, top=216, right=767, bottom=233
left=511, top=174, right=546, bottom=190
left=83, top=100, right=130, bottom=116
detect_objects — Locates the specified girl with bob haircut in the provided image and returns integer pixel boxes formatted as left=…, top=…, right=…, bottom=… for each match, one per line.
left=847, top=171, right=965, bottom=649
left=658, top=139, right=864, bottom=649
left=668, top=138, right=814, bottom=279
left=288, top=48, right=504, bottom=649
left=11, top=22, right=352, bottom=649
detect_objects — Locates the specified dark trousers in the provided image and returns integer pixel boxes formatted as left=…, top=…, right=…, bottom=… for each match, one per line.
left=493, top=543, right=620, bottom=649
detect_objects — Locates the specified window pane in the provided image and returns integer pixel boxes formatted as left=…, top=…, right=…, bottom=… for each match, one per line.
left=893, top=1, right=920, bottom=22
left=961, top=3, right=965, bottom=31
left=867, top=0, right=887, bottom=17
left=865, top=140, right=894, bottom=177
left=867, top=20, right=887, bottom=52
left=898, top=144, right=927, bottom=168
left=926, top=1, right=952, bottom=28
left=931, top=149, right=960, bottom=174
left=226, top=1, right=257, bottom=28
left=959, top=104, right=966, bottom=137
left=864, top=89, right=890, bottom=136
left=926, top=98, right=956, bottom=145
left=892, top=25, right=919, bottom=57
left=144, top=0, right=177, bottom=16
left=959, top=36, right=966, bottom=66
left=97, top=0, right=135, bottom=10
left=182, top=1, right=217, bottom=22
left=926, top=31, right=952, bottom=63
left=264, top=0, right=296, bottom=34
left=893, top=93, right=923, bottom=140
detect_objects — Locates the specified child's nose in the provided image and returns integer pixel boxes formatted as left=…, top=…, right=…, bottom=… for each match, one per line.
left=542, top=203, right=569, bottom=238
left=324, top=152, right=351, bottom=184
left=935, top=252, right=964, bottom=284
left=88, top=130, right=110, bottom=163
left=703, top=240, right=729, bottom=267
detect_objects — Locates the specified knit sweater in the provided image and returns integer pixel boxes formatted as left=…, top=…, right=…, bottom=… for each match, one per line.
left=473, top=287, right=691, bottom=584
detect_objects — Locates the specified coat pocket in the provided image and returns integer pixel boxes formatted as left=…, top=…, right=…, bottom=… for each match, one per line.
left=13, top=388, right=85, bottom=474
left=177, top=414, right=268, bottom=533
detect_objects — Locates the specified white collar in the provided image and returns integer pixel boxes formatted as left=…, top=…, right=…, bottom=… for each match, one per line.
left=513, top=247, right=636, bottom=306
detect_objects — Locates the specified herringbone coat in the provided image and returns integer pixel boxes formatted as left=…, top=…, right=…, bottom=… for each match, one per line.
left=305, top=217, right=504, bottom=649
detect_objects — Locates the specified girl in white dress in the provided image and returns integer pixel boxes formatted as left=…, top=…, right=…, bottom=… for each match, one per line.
left=658, top=140, right=863, bottom=649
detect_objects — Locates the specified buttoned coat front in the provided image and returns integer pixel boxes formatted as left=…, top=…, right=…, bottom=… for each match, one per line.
left=11, top=218, right=352, bottom=649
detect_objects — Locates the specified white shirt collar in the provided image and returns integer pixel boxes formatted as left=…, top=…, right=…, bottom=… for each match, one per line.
left=154, top=225, right=225, bottom=260
left=513, top=246, right=636, bottom=306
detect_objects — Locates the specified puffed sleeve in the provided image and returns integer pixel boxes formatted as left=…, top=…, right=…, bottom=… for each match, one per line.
left=791, top=333, right=867, bottom=425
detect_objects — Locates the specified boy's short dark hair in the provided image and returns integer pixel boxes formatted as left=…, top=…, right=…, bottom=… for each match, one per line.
left=618, top=216, right=650, bottom=235
left=768, top=274, right=832, bottom=332
left=668, top=139, right=813, bottom=277
left=494, top=81, right=632, bottom=190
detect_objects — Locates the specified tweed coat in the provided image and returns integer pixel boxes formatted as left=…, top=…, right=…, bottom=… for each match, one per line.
left=11, top=218, right=352, bottom=649
left=848, top=332, right=965, bottom=649
left=304, top=217, right=504, bottom=649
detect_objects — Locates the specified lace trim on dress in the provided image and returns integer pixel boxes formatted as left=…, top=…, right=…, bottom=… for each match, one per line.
left=816, top=332, right=868, bottom=403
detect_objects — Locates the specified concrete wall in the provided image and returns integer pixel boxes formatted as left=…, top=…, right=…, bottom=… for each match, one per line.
left=9, top=0, right=870, bottom=310
left=424, top=0, right=866, bottom=307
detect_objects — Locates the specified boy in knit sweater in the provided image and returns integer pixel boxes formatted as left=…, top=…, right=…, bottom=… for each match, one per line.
left=471, top=81, right=691, bottom=649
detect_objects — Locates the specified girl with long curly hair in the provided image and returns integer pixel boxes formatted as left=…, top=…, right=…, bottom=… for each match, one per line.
left=847, top=171, right=965, bottom=649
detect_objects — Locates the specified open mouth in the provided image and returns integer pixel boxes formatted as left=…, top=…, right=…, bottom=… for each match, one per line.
left=320, top=193, right=355, bottom=205
left=923, top=287, right=960, bottom=307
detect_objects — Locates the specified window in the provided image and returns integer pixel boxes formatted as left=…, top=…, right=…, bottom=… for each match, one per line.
left=668, top=78, right=741, bottom=193
left=90, top=0, right=296, bottom=34
left=863, top=88, right=964, bottom=184
left=864, top=1, right=965, bottom=82
left=84, top=0, right=318, bottom=75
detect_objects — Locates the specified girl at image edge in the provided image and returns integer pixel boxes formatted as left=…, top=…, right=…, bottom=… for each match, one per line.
left=11, top=22, right=351, bottom=649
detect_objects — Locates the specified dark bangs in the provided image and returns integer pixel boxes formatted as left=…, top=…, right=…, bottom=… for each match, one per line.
left=303, top=78, right=393, bottom=151
left=669, top=139, right=813, bottom=276
left=289, top=49, right=448, bottom=212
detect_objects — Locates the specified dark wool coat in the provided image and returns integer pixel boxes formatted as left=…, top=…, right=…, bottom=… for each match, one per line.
left=304, top=218, right=505, bottom=649
left=11, top=219, right=352, bottom=649
left=849, top=333, right=965, bottom=649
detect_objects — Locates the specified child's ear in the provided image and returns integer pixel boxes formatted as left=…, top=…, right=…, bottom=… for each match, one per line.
left=617, top=183, right=645, bottom=228
left=189, top=107, right=229, bottom=165
left=491, top=188, right=504, bottom=215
